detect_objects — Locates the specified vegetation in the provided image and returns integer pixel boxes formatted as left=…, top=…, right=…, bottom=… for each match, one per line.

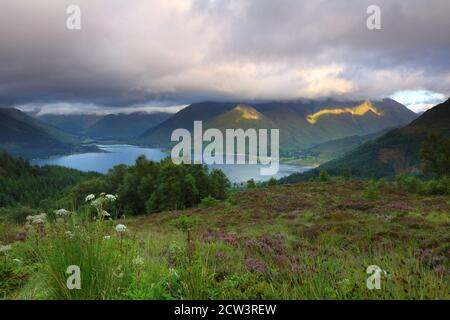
left=1, top=180, right=448, bottom=300
left=0, top=153, right=100, bottom=211
left=420, top=132, right=450, bottom=178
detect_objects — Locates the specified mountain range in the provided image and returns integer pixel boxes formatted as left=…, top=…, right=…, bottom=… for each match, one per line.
left=138, top=99, right=417, bottom=155
left=0, top=98, right=420, bottom=164
left=281, top=97, right=450, bottom=181
left=36, top=112, right=172, bottom=140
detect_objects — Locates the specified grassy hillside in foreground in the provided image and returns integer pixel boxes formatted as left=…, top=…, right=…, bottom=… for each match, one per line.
left=1, top=180, right=449, bottom=299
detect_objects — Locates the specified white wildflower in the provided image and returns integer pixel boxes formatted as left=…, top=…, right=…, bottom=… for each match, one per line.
left=132, top=257, right=145, bottom=267
left=104, top=235, right=111, bottom=240
left=115, top=224, right=127, bottom=232
left=85, top=194, right=95, bottom=202
left=26, top=213, right=47, bottom=225
left=55, top=209, right=71, bottom=217
left=105, top=194, right=117, bottom=202
left=101, top=210, right=111, bottom=218
left=65, top=231, right=74, bottom=238
left=0, top=244, right=12, bottom=254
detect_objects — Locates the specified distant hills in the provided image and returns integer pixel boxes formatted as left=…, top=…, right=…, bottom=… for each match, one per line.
left=138, top=99, right=417, bottom=154
left=37, top=112, right=172, bottom=140
left=0, top=108, right=93, bottom=159
left=281, top=97, right=450, bottom=181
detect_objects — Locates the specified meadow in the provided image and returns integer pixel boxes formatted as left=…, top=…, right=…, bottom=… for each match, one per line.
left=1, top=179, right=449, bottom=300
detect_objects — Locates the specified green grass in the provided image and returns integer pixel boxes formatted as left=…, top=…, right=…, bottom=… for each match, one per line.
left=1, top=180, right=449, bottom=300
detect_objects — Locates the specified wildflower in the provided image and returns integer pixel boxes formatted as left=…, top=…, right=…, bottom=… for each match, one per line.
left=65, top=231, right=74, bottom=238
left=85, top=194, right=95, bottom=202
left=132, top=256, right=145, bottom=267
left=113, top=265, right=124, bottom=278
left=0, top=244, right=12, bottom=254
left=169, top=268, right=179, bottom=278
left=26, top=213, right=47, bottom=225
left=244, top=257, right=267, bottom=274
left=104, top=235, right=111, bottom=240
left=55, top=209, right=71, bottom=217
left=105, top=194, right=117, bottom=201
left=101, top=210, right=111, bottom=218
left=115, top=224, right=127, bottom=232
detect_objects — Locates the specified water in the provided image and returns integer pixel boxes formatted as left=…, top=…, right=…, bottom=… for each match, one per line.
left=31, top=145, right=310, bottom=182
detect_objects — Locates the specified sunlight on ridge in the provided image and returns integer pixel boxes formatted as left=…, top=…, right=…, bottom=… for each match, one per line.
left=306, top=100, right=384, bottom=124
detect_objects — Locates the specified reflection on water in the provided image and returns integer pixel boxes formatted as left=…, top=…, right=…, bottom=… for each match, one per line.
left=31, top=145, right=310, bottom=182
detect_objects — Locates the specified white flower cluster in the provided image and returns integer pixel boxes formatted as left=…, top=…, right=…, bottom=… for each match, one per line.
left=26, top=213, right=47, bottom=225
left=105, top=194, right=117, bottom=202
left=101, top=210, right=111, bottom=218
left=132, top=256, right=145, bottom=267
left=0, top=244, right=12, bottom=254
left=55, top=209, right=71, bottom=217
left=115, top=224, right=127, bottom=232
left=85, top=194, right=95, bottom=202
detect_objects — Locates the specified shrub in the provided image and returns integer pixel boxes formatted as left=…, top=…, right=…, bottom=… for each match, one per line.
left=395, top=175, right=421, bottom=193
left=5, top=206, right=40, bottom=224
left=342, top=168, right=352, bottom=181
left=246, top=179, right=257, bottom=189
left=199, top=195, right=220, bottom=208
left=267, top=178, right=278, bottom=187
left=364, top=181, right=379, bottom=200
left=319, top=170, right=330, bottom=182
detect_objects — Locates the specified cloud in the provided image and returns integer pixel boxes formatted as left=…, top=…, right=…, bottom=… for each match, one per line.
left=16, top=102, right=187, bottom=116
left=0, top=0, right=449, bottom=112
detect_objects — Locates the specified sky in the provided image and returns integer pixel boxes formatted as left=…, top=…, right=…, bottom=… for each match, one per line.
left=1, top=0, right=449, bottom=114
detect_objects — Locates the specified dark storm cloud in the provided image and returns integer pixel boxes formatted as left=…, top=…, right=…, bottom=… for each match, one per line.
left=0, top=0, right=449, bottom=111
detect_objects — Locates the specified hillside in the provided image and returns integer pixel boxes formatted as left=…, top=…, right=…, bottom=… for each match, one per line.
left=37, top=114, right=103, bottom=135
left=37, top=112, right=172, bottom=140
left=0, top=108, right=91, bottom=159
left=138, top=102, right=237, bottom=146
left=2, top=180, right=449, bottom=299
left=282, top=97, right=450, bottom=181
left=0, top=152, right=100, bottom=209
left=287, top=128, right=392, bottom=166
left=138, top=99, right=417, bottom=155
left=84, top=112, right=172, bottom=140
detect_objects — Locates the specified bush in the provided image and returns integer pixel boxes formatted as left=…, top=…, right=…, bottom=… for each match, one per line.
left=4, top=206, right=40, bottom=224
left=319, top=170, right=330, bottom=182
left=267, top=178, right=278, bottom=187
left=420, top=177, right=450, bottom=195
left=199, top=195, right=221, bottom=208
left=246, top=179, right=257, bottom=189
left=364, top=182, right=379, bottom=200
left=342, top=168, right=352, bottom=181
left=395, top=175, right=421, bottom=193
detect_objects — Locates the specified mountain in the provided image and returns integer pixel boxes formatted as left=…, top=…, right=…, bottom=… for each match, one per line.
left=138, top=99, right=417, bottom=154
left=37, top=112, right=172, bottom=140
left=37, top=113, right=103, bottom=135
left=138, top=102, right=237, bottom=146
left=289, top=127, right=392, bottom=166
left=84, top=112, right=171, bottom=139
left=281, top=97, right=450, bottom=181
left=0, top=108, right=90, bottom=159
left=206, top=104, right=278, bottom=131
